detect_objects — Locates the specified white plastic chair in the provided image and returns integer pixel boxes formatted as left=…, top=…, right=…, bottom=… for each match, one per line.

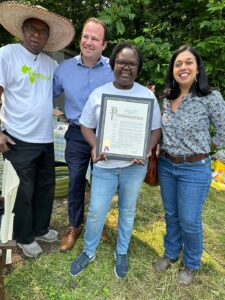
left=0, top=159, right=19, bottom=264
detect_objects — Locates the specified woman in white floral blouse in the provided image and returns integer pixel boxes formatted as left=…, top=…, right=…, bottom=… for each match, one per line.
left=153, top=45, right=225, bottom=285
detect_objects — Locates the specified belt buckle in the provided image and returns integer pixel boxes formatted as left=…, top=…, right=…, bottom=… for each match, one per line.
left=173, top=154, right=180, bottom=163
left=174, top=154, right=185, bottom=163
left=174, top=156, right=179, bottom=163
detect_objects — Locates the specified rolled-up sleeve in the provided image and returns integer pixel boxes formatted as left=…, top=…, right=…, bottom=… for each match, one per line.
left=151, top=97, right=162, bottom=130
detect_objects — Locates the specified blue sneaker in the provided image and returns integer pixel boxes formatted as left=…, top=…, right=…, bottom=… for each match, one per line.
left=70, top=252, right=95, bottom=276
left=114, top=252, right=128, bottom=279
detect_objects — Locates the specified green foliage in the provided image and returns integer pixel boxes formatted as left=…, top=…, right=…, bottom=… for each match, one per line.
left=0, top=0, right=224, bottom=96
left=132, top=36, right=171, bottom=97
left=99, top=0, right=136, bottom=37
left=98, top=0, right=225, bottom=96
left=207, top=0, right=225, bottom=14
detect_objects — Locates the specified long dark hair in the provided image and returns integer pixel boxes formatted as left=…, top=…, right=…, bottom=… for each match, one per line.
left=163, top=45, right=212, bottom=99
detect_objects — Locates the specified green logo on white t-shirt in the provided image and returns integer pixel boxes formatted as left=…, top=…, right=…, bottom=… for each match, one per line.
left=21, top=65, right=51, bottom=84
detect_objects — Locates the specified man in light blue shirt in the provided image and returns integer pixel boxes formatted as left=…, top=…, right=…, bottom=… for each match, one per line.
left=53, top=18, right=114, bottom=252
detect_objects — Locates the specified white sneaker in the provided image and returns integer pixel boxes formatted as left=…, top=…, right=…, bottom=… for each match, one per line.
left=35, top=229, right=58, bottom=242
left=17, top=241, right=43, bottom=258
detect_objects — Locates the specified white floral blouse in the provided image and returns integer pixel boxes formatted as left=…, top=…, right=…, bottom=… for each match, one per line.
left=161, top=90, right=225, bottom=155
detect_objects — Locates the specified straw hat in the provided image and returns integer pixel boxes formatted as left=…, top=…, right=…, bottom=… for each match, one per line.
left=0, top=1, right=75, bottom=51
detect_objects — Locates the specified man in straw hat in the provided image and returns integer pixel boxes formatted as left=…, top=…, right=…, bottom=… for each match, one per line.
left=54, top=17, right=114, bottom=252
left=0, top=1, right=75, bottom=257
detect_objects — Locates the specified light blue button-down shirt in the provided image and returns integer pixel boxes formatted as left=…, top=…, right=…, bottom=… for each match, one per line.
left=53, top=54, right=114, bottom=124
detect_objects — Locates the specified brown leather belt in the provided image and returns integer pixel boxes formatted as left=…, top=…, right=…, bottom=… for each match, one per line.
left=162, top=151, right=208, bottom=163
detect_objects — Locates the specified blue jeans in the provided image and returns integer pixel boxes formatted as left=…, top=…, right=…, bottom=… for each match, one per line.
left=84, top=164, right=147, bottom=257
left=158, top=155, right=212, bottom=270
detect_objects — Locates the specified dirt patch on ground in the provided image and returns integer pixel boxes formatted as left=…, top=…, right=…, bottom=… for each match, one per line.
left=4, top=189, right=120, bottom=274
left=6, top=192, right=90, bottom=270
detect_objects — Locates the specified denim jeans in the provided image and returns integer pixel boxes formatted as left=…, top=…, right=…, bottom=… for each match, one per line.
left=158, top=155, right=212, bottom=270
left=84, top=163, right=147, bottom=257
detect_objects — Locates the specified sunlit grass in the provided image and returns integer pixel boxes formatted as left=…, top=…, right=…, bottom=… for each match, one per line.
left=4, top=184, right=225, bottom=299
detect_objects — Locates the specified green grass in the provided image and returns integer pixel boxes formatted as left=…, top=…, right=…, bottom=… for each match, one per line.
left=4, top=184, right=225, bottom=300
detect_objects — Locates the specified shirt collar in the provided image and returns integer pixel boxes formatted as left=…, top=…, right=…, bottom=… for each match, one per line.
left=75, top=54, right=104, bottom=68
left=19, top=43, right=40, bottom=61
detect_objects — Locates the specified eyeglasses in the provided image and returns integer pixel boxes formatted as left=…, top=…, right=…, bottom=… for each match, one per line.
left=24, top=25, right=49, bottom=38
left=116, top=60, right=138, bottom=70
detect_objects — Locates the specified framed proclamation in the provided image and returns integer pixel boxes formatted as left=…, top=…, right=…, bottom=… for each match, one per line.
left=96, top=94, right=154, bottom=160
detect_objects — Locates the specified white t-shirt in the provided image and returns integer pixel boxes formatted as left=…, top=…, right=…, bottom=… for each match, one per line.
left=0, top=44, right=57, bottom=143
left=80, top=81, right=161, bottom=168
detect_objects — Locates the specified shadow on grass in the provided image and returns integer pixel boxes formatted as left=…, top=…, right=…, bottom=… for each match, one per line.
left=4, top=184, right=225, bottom=300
